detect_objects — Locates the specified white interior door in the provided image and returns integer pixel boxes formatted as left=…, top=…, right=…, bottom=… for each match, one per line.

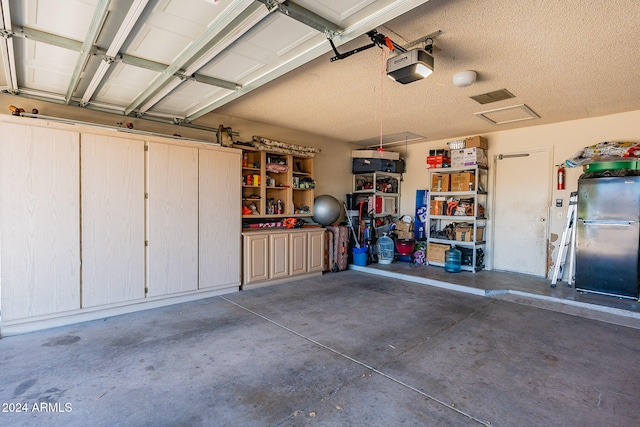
left=492, top=148, right=552, bottom=276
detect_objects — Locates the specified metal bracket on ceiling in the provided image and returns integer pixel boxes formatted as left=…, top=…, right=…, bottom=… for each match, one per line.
left=329, top=29, right=405, bottom=62
left=175, top=72, right=191, bottom=82
left=0, top=29, right=13, bottom=39
left=257, top=0, right=284, bottom=11
left=257, top=0, right=342, bottom=39
left=173, top=117, right=185, bottom=126
left=102, top=55, right=117, bottom=65
left=402, top=30, right=443, bottom=53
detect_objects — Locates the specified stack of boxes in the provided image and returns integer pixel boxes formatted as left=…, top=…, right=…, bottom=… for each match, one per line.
left=450, top=136, right=488, bottom=168
left=425, top=136, right=488, bottom=170
left=426, top=149, right=450, bottom=169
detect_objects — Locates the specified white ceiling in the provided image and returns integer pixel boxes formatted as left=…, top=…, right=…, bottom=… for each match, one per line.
left=2, top=0, right=640, bottom=146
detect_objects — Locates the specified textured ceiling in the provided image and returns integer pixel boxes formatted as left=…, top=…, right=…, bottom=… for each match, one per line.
left=1, top=0, right=640, bottom=146
left=215, top=0, right=640, bottom=145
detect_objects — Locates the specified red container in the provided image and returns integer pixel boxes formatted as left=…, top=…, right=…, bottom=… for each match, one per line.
left=426, top=155, right=451, bottom=169
left=396, top=239, right=415, bottom=256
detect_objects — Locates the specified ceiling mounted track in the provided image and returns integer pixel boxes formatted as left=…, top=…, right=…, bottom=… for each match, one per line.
left=329, top=29, right=406, bottom=62
left=256, top=0, right=342, bottom=38
left=0, top=0, right=18, bottom=93
left=65, top=0, right=110, bottom=104
left=1, top=0, right=433, bottom=126
left=125, top=0, right=267, bottom=116
left=81, top=0, right=150, bottom=106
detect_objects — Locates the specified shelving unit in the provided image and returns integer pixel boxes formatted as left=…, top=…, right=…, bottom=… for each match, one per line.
left=240, top=146, right=315, bottom=219
left=352, top=171, right=401, bottom=219
left=427, top=165, right=488, bottom=272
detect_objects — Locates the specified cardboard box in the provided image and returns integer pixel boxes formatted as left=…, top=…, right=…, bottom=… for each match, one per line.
left=426, top=155, right=451, bottom=169
left=395, top=219, right=413, bottom=239
left=429, top=198, right=446, bottom=215
left=427, top=242, right=450, bottom=263
left=450, top=172, right=475, bottom=191
left=430, top=173, right=450, bottom=191
left=451, top=147, right=488, bottom=168
left=465, top=136, right=488, bottom=149
left=455, top=226, right=485, bottom=242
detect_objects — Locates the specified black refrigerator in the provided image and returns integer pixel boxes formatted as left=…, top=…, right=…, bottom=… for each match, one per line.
left=575, top=172, right=640, bottom=299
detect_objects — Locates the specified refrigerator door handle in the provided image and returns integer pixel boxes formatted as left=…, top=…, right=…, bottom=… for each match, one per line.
left=580, top=220, right=634, bottom=226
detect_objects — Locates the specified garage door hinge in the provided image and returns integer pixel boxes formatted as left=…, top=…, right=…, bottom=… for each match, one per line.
left=145, top=192, right=148, bottom=199
left=145, top=240, right=148, bottom=246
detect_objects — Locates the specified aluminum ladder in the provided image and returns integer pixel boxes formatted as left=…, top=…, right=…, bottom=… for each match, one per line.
left=551, top=191, right=578, bottom=287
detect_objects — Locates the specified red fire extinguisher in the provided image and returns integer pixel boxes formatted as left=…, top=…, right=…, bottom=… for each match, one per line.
left=557, top=165, right=565, bottom=190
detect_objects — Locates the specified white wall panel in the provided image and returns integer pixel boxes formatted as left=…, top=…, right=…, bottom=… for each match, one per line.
left=147, top=142, right=199, bottom=296
left=0, top=123, right=80, bottom=320
left=81, top=133, right=145, bottom=307
left=199, top=148, right=241, bottom=289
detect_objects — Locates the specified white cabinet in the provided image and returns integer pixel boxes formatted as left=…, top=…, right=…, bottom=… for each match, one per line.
left=427, top=165, right=488, bottom=272
left=0, top=115, right=241, bottom=335
left=0, top=123, right=81, bottom=321
left=243, top=233, right=270, bottom=284
left=307, top=231, right=325, bottom=273
left=199, top=149, right=242, bottom=289
left=147, top=142, right=199, bottom=296
left=290, top=232, right=308, bottom=276
left=81, top=134, right=146, bottom=307
left=242, top=229, right=325, bottom=288
left=270, top=233, right=291, bottom=279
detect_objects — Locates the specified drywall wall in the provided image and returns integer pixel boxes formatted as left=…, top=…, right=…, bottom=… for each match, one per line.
left=397, top=108, right=640, bottom=274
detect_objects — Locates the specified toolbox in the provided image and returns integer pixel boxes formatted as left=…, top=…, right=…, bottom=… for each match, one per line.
left=352, top=158, right=405, bottom=173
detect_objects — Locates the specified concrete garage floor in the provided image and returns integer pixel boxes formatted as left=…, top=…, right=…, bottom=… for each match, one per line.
left=1, top=269, right=639, bottom=427
left=354, top=262, right=640, bottom=329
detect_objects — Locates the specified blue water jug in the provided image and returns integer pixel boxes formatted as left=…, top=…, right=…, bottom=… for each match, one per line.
left=444, top=246, right=462, bottom=273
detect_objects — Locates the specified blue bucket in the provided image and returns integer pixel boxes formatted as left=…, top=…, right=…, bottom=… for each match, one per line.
left=352, top=246, right=368, bottom=266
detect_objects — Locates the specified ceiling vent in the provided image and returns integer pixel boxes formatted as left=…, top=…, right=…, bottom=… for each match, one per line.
left=475, top=104, right=540, bottom=125
left=470, top=89, right=515, bottom=104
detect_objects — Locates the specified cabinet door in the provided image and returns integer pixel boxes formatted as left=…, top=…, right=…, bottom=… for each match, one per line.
left=270, top=233, right=289, bottom=279
left=290, top=232, right=308, bottom=276
left=307, top=230, right=325, bottom=273
left=243, top=234, right=269, bottom=284
left=0, top=123, right=81, bottom=320
left=147, top=143, right=199, bottom=296
left=81, top=134, right=145, bottom=307
left=199, top=149, right=241, bottom=289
